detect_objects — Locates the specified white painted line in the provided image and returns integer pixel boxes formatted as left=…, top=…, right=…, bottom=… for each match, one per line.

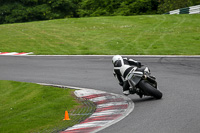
left=2, top=52, right=18, bottom=55
left=90, top=109, right=127, bottom=117
left=97, top=102, right=128, bottom=108
left=21, top=55, right=200, bottom=58
left=74, top=89, right=106, bottom=97
left=90, top=95, right=117, bottom=102
left=0, top=52, right=33, bottom=55
left=67, top=121, right=113, bottom=130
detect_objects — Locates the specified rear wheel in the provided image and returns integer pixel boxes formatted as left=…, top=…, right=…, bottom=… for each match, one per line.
left=139, top=80, right=162, bottom=99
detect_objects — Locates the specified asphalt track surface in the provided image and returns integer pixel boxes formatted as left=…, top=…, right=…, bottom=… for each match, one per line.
left=0, top=56, right=200, bottom=133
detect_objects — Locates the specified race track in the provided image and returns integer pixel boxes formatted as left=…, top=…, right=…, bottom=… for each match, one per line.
left=0, top=56, right=200, bottom=133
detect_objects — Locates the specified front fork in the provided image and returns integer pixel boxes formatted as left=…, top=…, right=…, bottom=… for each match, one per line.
left=128, top=75, right=157, bottom=95
left=146, top=76, right=157, bottom=88
left=128, top=78, right=143, bottom=95
left=143, top=70, right=157, bottom=89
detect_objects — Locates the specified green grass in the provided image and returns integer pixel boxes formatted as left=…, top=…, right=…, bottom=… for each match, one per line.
left=0, top=14, right=200, bottom=55
left=0, top=80, right=82, bottom=133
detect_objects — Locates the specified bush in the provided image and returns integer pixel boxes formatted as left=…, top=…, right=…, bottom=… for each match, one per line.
left=0, top=0, right=80, bottom=24
left=121, top=0, right=158, bottom=15
left=0, top=0, right=200, bottom=24
left=157, top=0, right=199, bottom=13
left=78, top=0, right=159, bottom=17
left=78, top=0, right=121, bottom=17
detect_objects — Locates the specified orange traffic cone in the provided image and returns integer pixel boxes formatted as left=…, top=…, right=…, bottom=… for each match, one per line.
left=63, top=111, right=70, bottom=120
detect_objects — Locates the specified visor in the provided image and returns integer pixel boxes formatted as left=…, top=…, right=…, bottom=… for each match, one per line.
left=114, top=60, right=122, bottom=67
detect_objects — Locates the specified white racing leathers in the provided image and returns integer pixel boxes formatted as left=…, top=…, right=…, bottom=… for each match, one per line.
left=113, top=57, right=141, bottom=95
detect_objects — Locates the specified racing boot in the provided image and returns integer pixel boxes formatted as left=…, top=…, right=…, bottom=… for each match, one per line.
left=123, top=81, right=130, bottom=96
left=123, top=90, right=130, bottom=96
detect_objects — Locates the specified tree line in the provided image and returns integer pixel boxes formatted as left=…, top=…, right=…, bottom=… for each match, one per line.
left=0, top=0, right=200, bottom=24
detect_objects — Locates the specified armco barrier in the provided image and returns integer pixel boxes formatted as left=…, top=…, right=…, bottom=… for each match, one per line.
left=165, top=5, right=200, bottom=14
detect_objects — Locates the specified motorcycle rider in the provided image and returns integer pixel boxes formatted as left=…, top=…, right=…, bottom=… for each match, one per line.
left=112, top=55, right=148, bottom=96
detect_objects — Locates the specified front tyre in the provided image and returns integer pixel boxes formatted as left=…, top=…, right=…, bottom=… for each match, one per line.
left=139, top=80, right=163, bottom=99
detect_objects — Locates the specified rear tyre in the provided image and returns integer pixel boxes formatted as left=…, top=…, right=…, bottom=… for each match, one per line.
left=139, top=80, right=162, bottom=99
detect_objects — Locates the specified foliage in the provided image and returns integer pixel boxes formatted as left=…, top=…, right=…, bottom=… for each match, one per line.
left=0, top=0, right=80, bottom=24
left=78, top=0, right=159, bottom=17
left=157, top=0, right=200, bottom=13
left=0, top=0, right=200, bottom=24
left=117, top=0, right=159, bottom=15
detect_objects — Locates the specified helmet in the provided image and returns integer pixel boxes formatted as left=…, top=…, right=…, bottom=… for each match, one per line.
left=112, top=55, right=123, bottom=67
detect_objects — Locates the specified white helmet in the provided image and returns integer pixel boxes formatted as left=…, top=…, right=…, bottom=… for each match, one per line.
left=112, top=55, right=123, bottom=67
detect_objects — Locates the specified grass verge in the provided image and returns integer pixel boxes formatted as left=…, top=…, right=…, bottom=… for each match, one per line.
left=0, top=80, right=93, bottom=133
left=0, top=15, right=199, bottom=55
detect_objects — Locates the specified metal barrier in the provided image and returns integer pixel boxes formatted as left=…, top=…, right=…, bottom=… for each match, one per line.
left=165, top=5, right=200, bottom=14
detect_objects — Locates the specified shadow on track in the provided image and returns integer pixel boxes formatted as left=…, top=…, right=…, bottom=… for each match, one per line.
left=131, top=97, right=158, bottom=103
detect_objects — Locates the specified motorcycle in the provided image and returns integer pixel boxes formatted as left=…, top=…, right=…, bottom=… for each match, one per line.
left=126, top=67, right=162, bottom=99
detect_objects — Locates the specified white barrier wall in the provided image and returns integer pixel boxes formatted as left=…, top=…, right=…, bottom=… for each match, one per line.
left=165, top=5, right=200, bottom=14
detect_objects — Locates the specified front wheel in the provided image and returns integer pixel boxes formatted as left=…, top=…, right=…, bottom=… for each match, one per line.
left=139, top=80, right=163, bottom=99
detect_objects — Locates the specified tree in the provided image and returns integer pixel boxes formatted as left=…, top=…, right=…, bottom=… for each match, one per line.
left=0, top=0, right=81, bottom=24
left=157, top=0, right=195, bottom=13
